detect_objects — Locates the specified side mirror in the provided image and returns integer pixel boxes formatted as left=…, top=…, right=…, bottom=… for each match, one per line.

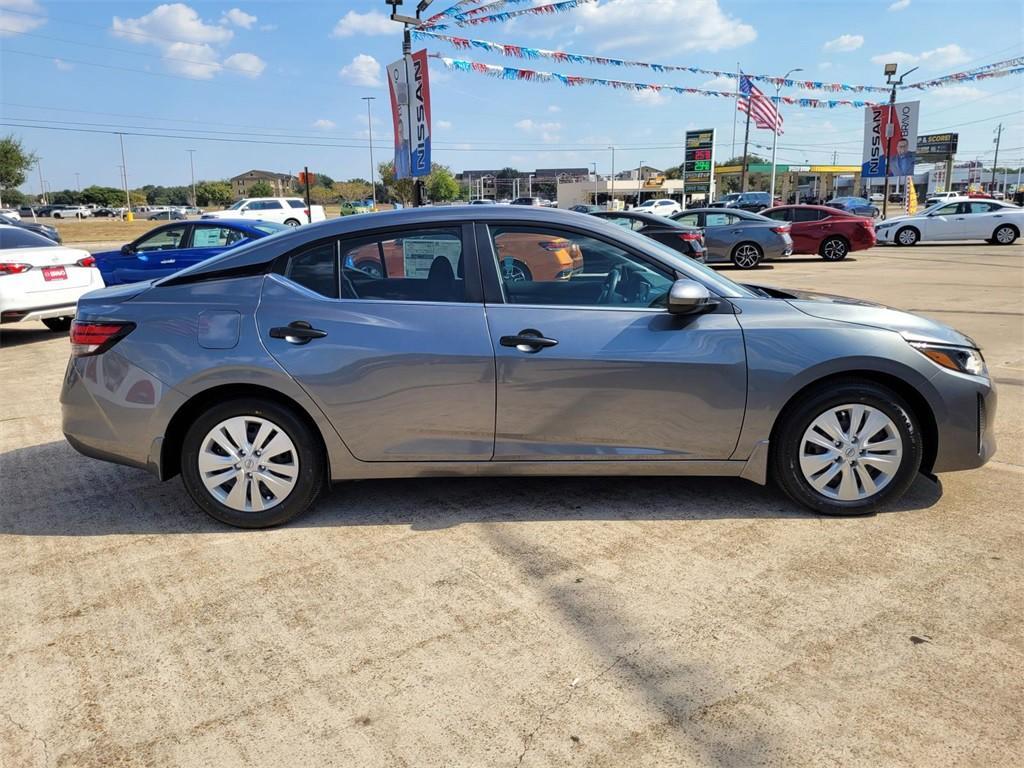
left=120, top=244, right=134, bottom=255
left=667, top=279, right=716, bottom=315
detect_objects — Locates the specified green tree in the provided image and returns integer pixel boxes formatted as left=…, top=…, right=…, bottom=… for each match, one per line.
left=80, top=185, right=125, bottom=206
left=722, top=154, right=768, bottom=166
left=377, top=161, right=415, bottom=204
left=334, top=179, right=373, bottom=202
left=0, top=134, right=36, bottom=206
left=248, top=180, right=274, bottom=197
left=427, top=167, right=459, bottom=202
left=316, top=173, right=335, bottom=188
left=195, top=181, right=233, bottom=207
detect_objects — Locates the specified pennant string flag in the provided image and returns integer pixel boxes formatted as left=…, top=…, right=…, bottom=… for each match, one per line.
left=904, top=59, right=1024, bottom=90
left=434, top=56, right=878, bottom=109
left=428, top=0, right=599, bottom=28
left=415, top=29, right=891, bottom=93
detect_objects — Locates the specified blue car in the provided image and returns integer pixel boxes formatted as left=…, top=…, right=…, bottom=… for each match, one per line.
left=94, top=219, right=288, bottom=285
left=826, top=197, right=880, bottom=219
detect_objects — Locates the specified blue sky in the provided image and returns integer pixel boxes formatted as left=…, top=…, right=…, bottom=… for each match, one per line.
left=1, top=0, right=1022, bottom=193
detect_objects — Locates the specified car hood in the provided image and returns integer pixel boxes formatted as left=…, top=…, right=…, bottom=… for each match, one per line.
left=753, top=285, right=978, bottom=347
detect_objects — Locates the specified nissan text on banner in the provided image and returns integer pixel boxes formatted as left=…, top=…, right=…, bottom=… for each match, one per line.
left=862, top=101, right=920, bottom=179
left=387, top=50, right=432, bottom=180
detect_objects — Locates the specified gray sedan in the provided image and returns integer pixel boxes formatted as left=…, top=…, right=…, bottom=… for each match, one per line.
left=62, top=206, right=995, bottom=528
left=672, top=208, right=793, bottom=268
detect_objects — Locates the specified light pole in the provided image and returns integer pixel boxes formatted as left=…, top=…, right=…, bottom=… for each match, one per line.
left=608, top=145, right=615, bottom=210
left=880, top=62, right=918, bottom=219
left=118, top=133, right=132, bottom=219
left=635, top=160, right=644, bottom=207
left=591, top=162, right=598, bottom=206
left=187, top=149, right=197, bottom=207
left=362, top=96, right=377, bottom=210
left=528, top=174, right=534, bottom=197
left=769, top=67, right=802, bottom=204
left=37, top=158, right=46, bottom=205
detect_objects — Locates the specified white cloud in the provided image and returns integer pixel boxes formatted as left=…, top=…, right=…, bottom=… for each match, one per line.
left=823, top=34, right=863, bottom=52
left=113, top=3, right=233, bottom=44
left=632, top=89, right=669, bottom=106
left=259, top=23, right=276, bottom=32
left=331, top=10, right=395, bottom=37
left=888, top=0, right=911, bottom=10
left=339, top=54, right=382, bottom=87
left=573, top=0, right=756, bottom=54
left=871, top=43, right=970, bottom=70
left=437, top=119, right=453, bottom=129
left=110, top=4, right=267, bottom=79
left=0, top=0, right=46, bottom=36
left=702, top=76, right=737, bottom=92
left=547, top=105, right=561, bottom=113
left=221, top=8, right=257, bottom=29
left=515, top=118, right=562, bottom=143
left=312, top=118, right=336, bottom=130
left=223, top=52, right=265, bottom=78
left=819, top=61, right=833, bottom=70
left=53, top=58, right=73, bottom=71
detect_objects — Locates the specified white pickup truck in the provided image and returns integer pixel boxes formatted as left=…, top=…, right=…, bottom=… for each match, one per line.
left=202, top=197, right=326, bottom=227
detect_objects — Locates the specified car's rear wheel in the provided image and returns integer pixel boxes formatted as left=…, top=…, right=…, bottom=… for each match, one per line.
left=993, top=224, right=1018, bottom=245
left=181, top=398, right=324, bottom=528
left=771, top=380, right=923, bottom=515
left=895, top=227, right=919, bottom=246
left=283, top=218, right=301, bottom=227
left=820, top=236, right=850, bottom=261
left=42, top=316, right=72, bottom=332
left=502, top=259, right=532, bottom=282
left=730, top=242, right=763, bottom=269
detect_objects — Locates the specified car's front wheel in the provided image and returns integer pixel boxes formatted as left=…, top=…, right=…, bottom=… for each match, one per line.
left=771, top=380, right=923, bottom=515
left=820, top=236, right=849, bottom=261
left=180, top=398, right=325, bottom=528
left=895, top=227, right=919, bottom=246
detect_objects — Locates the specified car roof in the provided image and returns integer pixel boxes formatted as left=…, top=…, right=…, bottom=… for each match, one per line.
left=765, top=204, right=852, bottom=215
left=592, top=210, right=687, bottom=226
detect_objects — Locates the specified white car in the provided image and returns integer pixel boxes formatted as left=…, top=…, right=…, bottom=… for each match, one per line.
left=0, top=208, right=21, bottom=221
left=634, top=198, right=682, bottom=216
left=876, top=198, right=1023, bottom=246
left=0, top=225, right=105, bottom=330
left=202, top=197, right=326, bottom=227
left=924, top=191, right=963, bottom=206
left=52, top=205, right=92, bottom=219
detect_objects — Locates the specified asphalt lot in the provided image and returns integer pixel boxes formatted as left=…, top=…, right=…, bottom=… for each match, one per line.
left=1, top=242, right=1022, bottom=767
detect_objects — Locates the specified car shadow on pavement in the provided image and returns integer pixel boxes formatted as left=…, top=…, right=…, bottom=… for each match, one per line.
left=0, top=326, right=66, bottom=348
left=0, top=440, right=942, bottom=536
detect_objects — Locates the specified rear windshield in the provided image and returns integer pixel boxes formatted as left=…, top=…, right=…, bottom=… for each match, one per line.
left=0, top=227, right=54, bottom=249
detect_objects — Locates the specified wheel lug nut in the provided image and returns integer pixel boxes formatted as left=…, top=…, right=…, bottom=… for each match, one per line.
left=258, top=465, right=265, bottom=471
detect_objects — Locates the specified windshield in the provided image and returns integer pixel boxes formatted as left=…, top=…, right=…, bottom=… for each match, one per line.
left=228, top=200, right=247, bottom=210
left=252, top=223, right=288, bottom=235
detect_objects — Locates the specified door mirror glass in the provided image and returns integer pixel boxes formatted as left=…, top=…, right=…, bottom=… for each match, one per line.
left=667, top=279, right=715, bottom=315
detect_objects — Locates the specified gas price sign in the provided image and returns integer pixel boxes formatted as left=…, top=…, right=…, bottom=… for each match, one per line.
left=683, top=129, right=715, bottom=194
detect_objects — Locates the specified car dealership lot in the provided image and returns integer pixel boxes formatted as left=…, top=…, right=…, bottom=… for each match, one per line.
left=2, top=244, right=1021, bottom=766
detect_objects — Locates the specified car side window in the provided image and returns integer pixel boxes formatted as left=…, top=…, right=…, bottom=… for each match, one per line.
left=284, top=240, right=339, bottom=298
left=967, top=202, right=995, bottom=214
left=603, top=216, right=645, bottom=231
left=935, top=203, right=960, bottom=215
left=793, top=208, right=822, bottom=222
left=488, top=225, right=674, bottom=309
left=705, top=213, right=733, bottom=226
left=763, top=210, right=790, bottom=222
left=135, top=226, right=187, bottom=252
left=287, top=200, right=306, bottom=209
left=191, top=225, right=249, bottom=248
left=675, top=213, right=699, bottom=226
left=341, top=228, right=466, bottom=303
left=251, top=200, right=283, bottom=211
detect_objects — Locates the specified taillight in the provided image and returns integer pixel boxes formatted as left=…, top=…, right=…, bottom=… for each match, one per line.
left=771, top=225, right=790, bottom=234
left=76, top=256, right=96, bottom=267
left=70, top=321, right=135, bottom=357
left=678, top=232, right=702, bottom=242
left=0, top=262, right=32, bottom=275
left=538, top=240, right=569, bottom=252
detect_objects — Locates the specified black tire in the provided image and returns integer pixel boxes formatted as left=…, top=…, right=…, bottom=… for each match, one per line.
left=730, top=242, right=763, bottom=269
left=42, top=316, right=72, bottom=332
left=283, top=218, right=301, bottom=227
left=992, top=224, right=1018, bottom=245
left=771, top=380, right=923, bottom=516
left=180, top=398, right=325, bottom=528
left=895, top=227, right=919, bottom=246
left=819, top=236, right=850, bottom=261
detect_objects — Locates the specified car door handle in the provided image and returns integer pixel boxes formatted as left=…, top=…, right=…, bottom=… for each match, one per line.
left=500, top=329, right=558, bottom=353
left=269, top=321, right=328, bottom=344
left=160, top=258, right=176, bottom=264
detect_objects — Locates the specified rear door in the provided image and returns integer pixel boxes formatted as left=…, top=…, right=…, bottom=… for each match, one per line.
left=478, top=221, right=746, bottom=460
left=962, top=201, right=1000, bottom=239
left=256, top=223, right=496, bottom=461
left=186, top=224, right=255, bottom=268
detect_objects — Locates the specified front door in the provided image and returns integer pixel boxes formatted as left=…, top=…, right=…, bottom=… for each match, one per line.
left=255, top=224, right=496, bottom=462
left=925, top=202, right=965, bottom=240
left=479, top=223, right=747, bottom=460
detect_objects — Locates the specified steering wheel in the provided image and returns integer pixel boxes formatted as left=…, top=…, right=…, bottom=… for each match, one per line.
left=597, top=264, right=626, bottom=305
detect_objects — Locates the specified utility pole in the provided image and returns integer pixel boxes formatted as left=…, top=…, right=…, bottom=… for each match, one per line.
left=880, top=63, right=918, bottom=220
left=769, top=67, right=802, bottom=205
left=362, top=96, right=377, bottom=210
left=991, top=122, right=1003, bottom=191
left=37, top=158, right=46, bottom=204
left=608, top=145, right=615, bottom=210
left=731, top=61, right=740, bottom=159
left=118, top=133, right=132, bottom=219
left=636, top=160, right=644, bottom=207
left=591, top=162, right=598, bottom=206
left=187, top=149, right=197, bottom=207
left=739, top=92, right=752, bottom=192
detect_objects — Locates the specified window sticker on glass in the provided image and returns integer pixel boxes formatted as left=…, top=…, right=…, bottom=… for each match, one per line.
left=401, top=238, right=461, bottom=278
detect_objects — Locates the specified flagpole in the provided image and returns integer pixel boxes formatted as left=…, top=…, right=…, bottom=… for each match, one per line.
left=731, top=62, right=740, bottom=159
left=770, top=68, right=802, bottom=205
left=740, top=80, right=752, bottom=193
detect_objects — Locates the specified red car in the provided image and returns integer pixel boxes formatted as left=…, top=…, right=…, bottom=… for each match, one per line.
left=761, top=205, right=876, bottom=261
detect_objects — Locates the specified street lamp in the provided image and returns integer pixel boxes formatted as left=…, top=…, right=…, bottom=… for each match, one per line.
left=591, top=162, right=598, bottom=206
left=636, top=160, right=644, bottom=207
left=362, top=96, right=377, bottom=210
left=608, top=146, right=615, bottom=210
left=880, top=62, right=919, bottom=219
left=769, top=67, right=802, bottom=205
left=187, top=149, right=197, bottom=207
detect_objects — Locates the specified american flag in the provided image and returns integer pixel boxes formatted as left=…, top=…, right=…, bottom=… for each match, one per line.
left=738, top=76, right=784, bottom=135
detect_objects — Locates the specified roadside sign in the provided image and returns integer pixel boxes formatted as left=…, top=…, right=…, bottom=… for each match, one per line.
left=387, top=49, right=432, bottom=180
left=917, top=132, right=959, bottom=161
left=861, top=101, right=919, bottom=178
left=683, top=129, right=715, bottom=196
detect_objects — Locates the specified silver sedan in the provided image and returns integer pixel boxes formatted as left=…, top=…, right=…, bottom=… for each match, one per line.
left=672, top=208, right=793, bottom=268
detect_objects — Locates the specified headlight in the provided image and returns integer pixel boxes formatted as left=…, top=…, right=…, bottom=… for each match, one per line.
left=910, top=341, right=988, bottom=377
